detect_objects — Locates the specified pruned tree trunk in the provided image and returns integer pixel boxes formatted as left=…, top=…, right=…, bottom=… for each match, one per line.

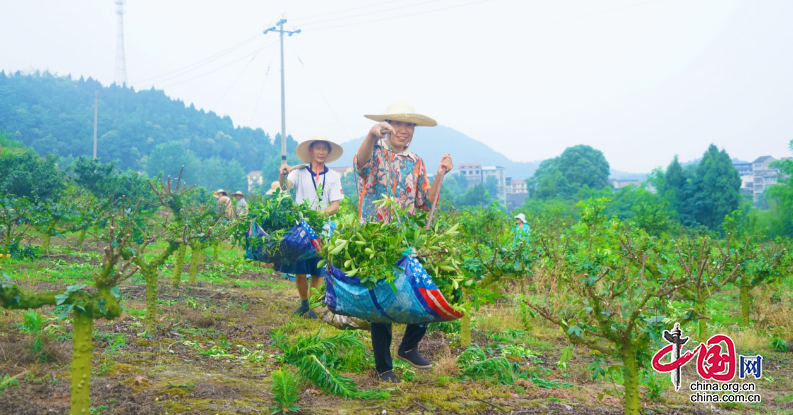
left=695, top=301, right=708, bottom=339
left=460, top=287, right=472, bottom=347
left=622, top=345, right=641, bottom=415
left=70, top=310, right=94, bottom=415
left=171, top=244, right=186, bottom=289
left=144, top=268, right=158, bottom=334
left=460, top=313, right=471, bottom=348
left=740, top=284, right=751, bottom=327
left=188, top=243, right=202, bottom=284
left=212, top=241, right=219, bottom=260
left=77, top=228, right=88, bottom=246
left=42, top=233, right=51, bottom=253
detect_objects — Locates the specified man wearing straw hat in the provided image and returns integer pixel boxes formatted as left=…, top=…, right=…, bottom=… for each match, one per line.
left=278, top=135, right=345, bottom=318
left=233, top=191, right=248, bottom=217
left=354, top=102, right=454, bottom=383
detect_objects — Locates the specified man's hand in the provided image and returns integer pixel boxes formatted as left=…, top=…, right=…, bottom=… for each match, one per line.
left=369, top=122, right=395, bottom=141
left=279, top=164, right=293, bottom=177
left=437, top=153, right=454, bottom=175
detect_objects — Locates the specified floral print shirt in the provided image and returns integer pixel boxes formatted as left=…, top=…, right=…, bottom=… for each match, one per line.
left=354, top=139, right=432, bottom=222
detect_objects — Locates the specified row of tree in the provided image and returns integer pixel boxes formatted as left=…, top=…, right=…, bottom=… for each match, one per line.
left=521, top=143, right=747, bottom=231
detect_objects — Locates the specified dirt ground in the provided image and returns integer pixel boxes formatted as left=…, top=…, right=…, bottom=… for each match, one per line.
left=0, top=240, right=791, bottom=415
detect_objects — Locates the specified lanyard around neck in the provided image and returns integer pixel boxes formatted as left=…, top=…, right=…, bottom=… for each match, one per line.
left=309, top=164, right=326, bottom=201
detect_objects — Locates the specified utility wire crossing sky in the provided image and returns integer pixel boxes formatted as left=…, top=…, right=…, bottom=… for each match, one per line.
left=2, top=0, right=793, bottom=172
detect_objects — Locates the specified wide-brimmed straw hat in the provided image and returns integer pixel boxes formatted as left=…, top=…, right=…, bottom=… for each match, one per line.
left=265, top=181, right=280, bottom=195
left=213, top=189, right=228, bottom=197
left=233, top=191, right=245, bottom=197
left=364, top=101, right=437, bottom=127
left=295, top=135, right=344, bottom=164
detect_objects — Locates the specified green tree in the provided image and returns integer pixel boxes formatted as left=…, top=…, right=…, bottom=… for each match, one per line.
left=0, top=149, right=64, bottom=203
left=198, top=157, right=247, bottom=193
left=693, top=144, right=742, bottom=229
left=145, top=141, right=201, bottom=186
left=527, top=145, right=609, bottom=199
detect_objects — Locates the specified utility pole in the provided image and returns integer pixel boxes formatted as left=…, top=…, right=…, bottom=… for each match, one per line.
left=93, top=90, right=98, bottom=159
left=264, top=18, right=301, bottom=165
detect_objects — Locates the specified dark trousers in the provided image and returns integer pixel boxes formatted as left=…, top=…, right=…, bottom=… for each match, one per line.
left=371, top=322, right=427, bottom=374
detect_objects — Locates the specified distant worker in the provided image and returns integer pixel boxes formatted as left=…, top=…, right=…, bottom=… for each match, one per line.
left=265, top=181, right=280, bottom=196
left=214, top=189, right=234, bottom=219
left=515, top=213, right=530, bottom=237
left=233, top=191, right=248, bottom=217
left=278, top=135, right=345, bottom=318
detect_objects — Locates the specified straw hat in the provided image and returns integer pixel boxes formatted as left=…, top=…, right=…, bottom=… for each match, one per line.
left=233, top=191, right=245, bottom=197
left=214, top=189, right=228, bottom=197
left=364, top=101, right=437, bottom=127
left=295, top=135, right=344, bottom=164
left=265, top=181, right=280, bottom=195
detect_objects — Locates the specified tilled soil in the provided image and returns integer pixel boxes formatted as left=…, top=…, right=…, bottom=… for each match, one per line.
left=0, top=250, right=790, bottom=414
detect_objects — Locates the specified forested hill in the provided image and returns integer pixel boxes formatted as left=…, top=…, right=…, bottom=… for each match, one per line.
left=0, top=71, right=296, bottom=174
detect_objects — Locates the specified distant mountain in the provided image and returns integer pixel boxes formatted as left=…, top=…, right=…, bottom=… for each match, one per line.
left=329, top=126, right=542, bottom=180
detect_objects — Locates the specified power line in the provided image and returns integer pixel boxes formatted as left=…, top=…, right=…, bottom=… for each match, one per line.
left=296, top=0, right=443, bottom=27
left=156, top=41, right=278, bottom=89
left=212, top=52, right=260, bottom=111
left=309, top=0, right=492, bottom=31
left=287, top=38, right=350, bottom=139
left=250, top=48, right=278, bottom=126
left=130, top=33, right=262, bottom=85
left=290, top=0, right=404, bottom=22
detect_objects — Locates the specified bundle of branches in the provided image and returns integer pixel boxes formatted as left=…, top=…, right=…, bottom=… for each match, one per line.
left=319, top=197, right=464, bottom=302
left=272, top=329, right=388, bottom=400
left=233, top=188, right=325, bottom=259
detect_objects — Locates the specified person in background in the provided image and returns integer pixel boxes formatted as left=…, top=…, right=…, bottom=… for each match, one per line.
left=265, top=181, right=281, bottom=196
left=214, top=189, right=234, bottom=219
left=354, top=102, right=453, bottom=383
left=233, top=191, right=248, bottom=217
left=515, top=213, right=530, bottom=237
left=278, top=135, right=345, bottom=318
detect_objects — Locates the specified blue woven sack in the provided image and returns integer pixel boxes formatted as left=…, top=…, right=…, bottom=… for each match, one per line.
left=246, top=219, right=320, bottom=265
left=245, top=221, right=273, bottom=262
left=324, top=256, right=464, bottom=325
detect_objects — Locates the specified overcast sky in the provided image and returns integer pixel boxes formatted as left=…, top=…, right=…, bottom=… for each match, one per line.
left=3, top=0, right=793, bottom=172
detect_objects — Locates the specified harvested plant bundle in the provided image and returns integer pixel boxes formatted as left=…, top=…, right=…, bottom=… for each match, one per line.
left=320, top=198, right=465, bottom=308
left=235, top=188, right=325, bottom=263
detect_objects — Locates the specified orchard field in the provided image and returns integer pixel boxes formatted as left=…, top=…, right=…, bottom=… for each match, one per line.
left=1, top=153, right=793, bottom=415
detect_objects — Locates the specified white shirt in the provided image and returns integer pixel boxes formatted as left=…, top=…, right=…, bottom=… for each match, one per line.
left=287, top=165, right=344, bottom=211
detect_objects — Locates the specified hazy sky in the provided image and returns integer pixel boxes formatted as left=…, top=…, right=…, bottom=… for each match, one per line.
left=3, top=0, right=793, bottom=172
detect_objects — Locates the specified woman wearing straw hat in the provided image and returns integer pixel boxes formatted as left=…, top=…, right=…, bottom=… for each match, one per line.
left=353, top=102, right=454, bottom=383
left=278, top=135, right=345, bottom=318
left=213, top=189, right=234, bottom=219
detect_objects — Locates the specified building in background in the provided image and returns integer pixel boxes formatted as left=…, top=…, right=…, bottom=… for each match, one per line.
left=482, top=166, right=506, bottom=203
left=458, top=163, right=483, bottom=186
left=609, top=179, right=641, bottom=189
left=505, top=177, right=527, bottom=194
left=247, top=170, right=263, bottom=193
left=752, top=156, right=781, bottom=202
left=733, top=161, right=753, bottom=193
